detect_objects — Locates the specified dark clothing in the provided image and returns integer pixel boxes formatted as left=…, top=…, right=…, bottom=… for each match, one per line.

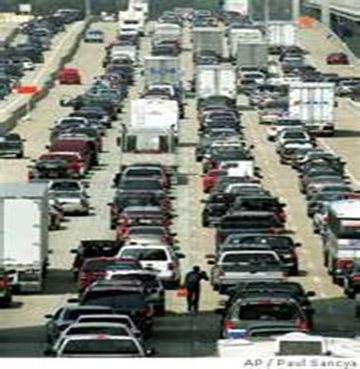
left=184, top=270, right=209, bottom=313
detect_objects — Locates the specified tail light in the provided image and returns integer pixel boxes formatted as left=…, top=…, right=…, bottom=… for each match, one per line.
left=336, top=259, right=354, bottom=270
left=168, top=263, right=175, bottom=271
left=0, top=279, right=8, bottom=289
left=295, top=319, right=309, bottom=331
left=352, top=276, right=360, bottom=281
left=224, top=320, right=235, bottom=330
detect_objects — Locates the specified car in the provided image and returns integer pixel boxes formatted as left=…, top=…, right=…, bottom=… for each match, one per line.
left=220, top=234, right=300, bottom=275
left=50, top=190, right=90, bottom=215
left=45, top=335, right=154, bottom=357
left=58, top=68, right=81, bottom=84
left=122, top=226, right=176, bottom=247
left=44, top=305, right=114, bottom=344
left=47, top=179, right=88, bottom=195
left=117, top=244, right=185, bottom=289
left=218, top=294, right=310, bottom=339
left=0, top=133, right=25, bottom=158
left=105, top=269, right=166, bottom=315
left=275, top=129, right=313, bottom=153
left=326, top=52, right=349, bottom=65
left=50, top=321, right=136, bottom=353
left=70, top=240, right=121, bottom=279
left=79, top=280, right=154, bottom=335
left=84, top=29, right=105, bottom=43
left=201, top=193, right=235, bottom=227
left=77, top=257, right=142, bottom=292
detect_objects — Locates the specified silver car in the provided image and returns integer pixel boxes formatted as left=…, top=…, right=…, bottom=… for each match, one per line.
left=51, top=190, right=90, bottom=215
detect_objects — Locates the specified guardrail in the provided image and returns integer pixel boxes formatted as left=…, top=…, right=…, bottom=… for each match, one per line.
left=0, top=18, right=92, bottom=133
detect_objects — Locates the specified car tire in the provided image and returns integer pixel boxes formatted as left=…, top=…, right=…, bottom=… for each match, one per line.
left=202, top=217, right=209, bottom=227
left=16, top=151, right=24, bottom=159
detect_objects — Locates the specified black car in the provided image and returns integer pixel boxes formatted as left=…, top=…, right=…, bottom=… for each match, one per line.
left=201, top=193, right=235, bottom=227
left=0, top=133, right=25, bottom=158
left=343, top=262, right=360, bottom=299
left=220, top=234, right=301, bottom=275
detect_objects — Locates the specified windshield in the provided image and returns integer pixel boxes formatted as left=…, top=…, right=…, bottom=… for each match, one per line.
left=62, top=339, right=140, bottom=355
left=66, top=325, right=129, bottom=336
left=83, top=260, right=138, bottom=272
left=222, top=253, right=278, bottom=264
left=120, top=180, right=162, bottom=191
left=236, top=303, right=299, bottom=321
left=82, top=292, right=146, bottom=309
left=221, top=216, right=278, bottom=229
left=121, top=248, right=168, bottom=261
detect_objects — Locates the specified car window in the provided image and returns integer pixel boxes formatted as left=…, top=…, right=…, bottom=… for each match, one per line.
left=237, top=303, right=299, bottom=321
left=50, top=182, right=80, bottom=191
left=121, top=248, right=168, bottom=261
left=64, top=308, right=111, bottom=321
left=62, top=339, right=140, bottom=355
left=66, top=325, right=129, bottom=336
left=78, top=316, right=132, bottom=328
left=83, top=292, right=146, bottom=309
left=83, top=260, right=138, bottom=272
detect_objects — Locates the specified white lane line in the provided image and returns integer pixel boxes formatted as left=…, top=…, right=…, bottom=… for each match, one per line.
left=0, top=22, right=84, bottom=116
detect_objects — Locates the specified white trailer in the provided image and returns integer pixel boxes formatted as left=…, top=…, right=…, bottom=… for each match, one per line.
left=144, top=56, right=182, bottom=89
left=228, top=28, right=264, bottom=60
left=0, top=183, right=49, bottom=292
left=223, top=0, right=249, bottom=15
left=288, top=82, right=336, bottom=136
left=267, top=22, right=297, bottom=48
left=196, top=64, right=237, bottom=100
left=152, top=23, right=182, bottom=46
left=236, top=42, right=268, bottom=69
left=192, top=27, right=224, bottom=59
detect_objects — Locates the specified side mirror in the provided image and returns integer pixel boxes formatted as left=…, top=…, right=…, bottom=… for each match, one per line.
left=44, top=314, right=53, bottom=319
left=200, top=199, right=207, bottom=204
left=176, top=253, right=185, bottom=259
left=307, top=291, right=316, bottom=297
left=70, top=249, right=78, bottom=254
left=45, top=145, right=50, bottom=150
left=205, top=254, right=215, bottom=259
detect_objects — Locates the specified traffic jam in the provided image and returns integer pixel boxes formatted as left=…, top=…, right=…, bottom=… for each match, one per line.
left=1, top=0, right=360, bottom=359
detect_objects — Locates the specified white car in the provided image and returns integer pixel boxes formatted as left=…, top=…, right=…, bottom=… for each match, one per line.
left=48, top=335, right=151, bottom=357
left=75, top=314, right=141, bottom=337
left=275, top=129, right=312, bottom=153
left=267, top=119, right=304, bottom=141
left=224, top=182, right=262, bottom=194
left=117, top=244, right=185, bottom=289
left=84, top=29, right=105, bottom=43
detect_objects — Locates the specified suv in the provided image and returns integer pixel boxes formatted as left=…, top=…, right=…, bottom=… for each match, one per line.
left=117, top=245, right=185, bottom=289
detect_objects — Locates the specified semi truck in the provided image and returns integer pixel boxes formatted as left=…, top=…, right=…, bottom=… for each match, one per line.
left=288, top=82, right=336, bottom=136
left=267, top=22, right=297, bottom=53
left=144, top=56, right=182, bottom=89
left=196, top=64, right=237, bottom=101
left=228, top=28, right=264, bottom=60
left=119, top=98, right=179, bottom=153
left=236, top=42, right=268, bottom=69
left=192, top=27, right=225, bottom=60
left=0, top=182, right=49, bottom=292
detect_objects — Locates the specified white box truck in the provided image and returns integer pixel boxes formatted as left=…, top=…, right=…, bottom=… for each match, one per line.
left=223, top=0, right=249, bottom=15
left=144, top=56, right=182, bottom=89
left=152, top=23, right=182, bottom=46
left=0, top=183, right=49, bottom=292
left=229, top=28, right=264, bottom=60
left=120, top=99, right=179, bottom=153
left=196, top=64, right=237, bottom=101
left=267, top=22, right=297, bottom=52
left=288, top=82, right=336, bottom=136
left=236, top=42, right=268, bottom=69
left=118, top=10, right=145, bottom=36
left=192, top=27, right=224, bottom=59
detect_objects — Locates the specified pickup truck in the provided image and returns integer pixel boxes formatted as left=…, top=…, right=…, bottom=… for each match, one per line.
left=208, top=250, right=284, bottom=294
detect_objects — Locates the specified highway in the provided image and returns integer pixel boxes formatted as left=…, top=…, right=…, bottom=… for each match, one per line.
left=1, top=15, right=360, bottom=357
left=0, top=21, right=86, bottom=126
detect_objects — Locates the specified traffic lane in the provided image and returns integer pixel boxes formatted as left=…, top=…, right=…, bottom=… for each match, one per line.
left=297, top=23, right=360, bottom=77
left=243, top=104, right=360, bottom=335
left=0, top=21, right=86, bottom=123
left=0, top=22, right=116, bottom=184
left=0, top=22, right=116, bottom=335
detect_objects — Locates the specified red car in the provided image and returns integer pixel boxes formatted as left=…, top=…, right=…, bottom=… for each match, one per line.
left=38, top=152, right=86, bottom=178
left=202, top=169, right=227, bottom=193
left=58, top=68, right=81, bottom=84
left=77, top=257, right=141, bottom=292
left=326, top=52, right=349, bottom=65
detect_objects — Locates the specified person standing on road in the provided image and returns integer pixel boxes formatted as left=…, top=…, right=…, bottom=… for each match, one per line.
left=184, top=266, right=209, bottom=314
